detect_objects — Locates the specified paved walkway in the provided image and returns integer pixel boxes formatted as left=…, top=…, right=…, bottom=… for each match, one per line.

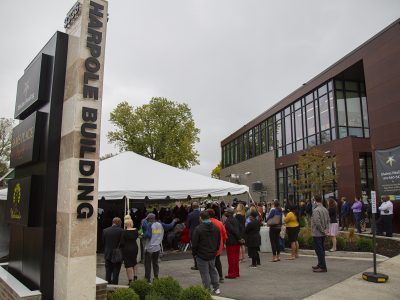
left=304, top=254, right=400, bottom=300
left=97, top=251, right=384, bottom=299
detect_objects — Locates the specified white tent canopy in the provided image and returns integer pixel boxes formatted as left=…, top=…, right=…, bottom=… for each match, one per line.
left=0, top=152, right=250, bottom=201
left=98, top=151, right=249, bottom=200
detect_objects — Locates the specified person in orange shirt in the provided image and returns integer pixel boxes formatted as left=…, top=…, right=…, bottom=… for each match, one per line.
left=284, top=204, right=300, bottom=260
left=208, top=209, right=228, bottom=283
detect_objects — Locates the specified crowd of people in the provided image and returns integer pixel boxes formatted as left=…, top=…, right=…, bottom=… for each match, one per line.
left=101, top=195, right=394, bottom=294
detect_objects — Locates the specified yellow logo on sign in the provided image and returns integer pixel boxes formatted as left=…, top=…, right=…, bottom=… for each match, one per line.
left=10, top=183, right=22, bottom=220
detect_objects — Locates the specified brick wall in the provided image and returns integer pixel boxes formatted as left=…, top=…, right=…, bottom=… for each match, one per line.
left=96, top=282, right=107, bottom=300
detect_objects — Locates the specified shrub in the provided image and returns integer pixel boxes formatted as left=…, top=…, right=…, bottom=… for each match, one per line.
left=180, top=285, right=212, bottom=300
left=145, top=290, right=165, bottom=300
left=151, top=277, right=182, bottom=300
left=108, top=288, right=139, bottom=300
left=130, top=279, right=151, bottom=300
left=299, top=216, right=307, bottom=228
left=336, top=236, right=346, bottom=250
left=298, top=227, right=313, bottom=248
left=347, top=227, right=359, bottom=244
left=305, top=236, right=314, bottom=248
left=357, top=238, right=373, bottom=252
left=298, top=235, right=305, bottom=247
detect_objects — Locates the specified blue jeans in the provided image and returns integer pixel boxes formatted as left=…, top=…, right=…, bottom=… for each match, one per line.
left=354, top=212, right=362, bottom=233
left=313, top=236, right=326, bottom=270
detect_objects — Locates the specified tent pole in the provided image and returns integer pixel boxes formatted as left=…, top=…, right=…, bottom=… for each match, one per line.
left=247, top=191, right=255, bottom=205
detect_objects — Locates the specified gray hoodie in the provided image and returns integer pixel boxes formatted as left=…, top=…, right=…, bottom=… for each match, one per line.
left=311, top=203, right=330, bottom=237
left=144, top=221, right=164, bottom=253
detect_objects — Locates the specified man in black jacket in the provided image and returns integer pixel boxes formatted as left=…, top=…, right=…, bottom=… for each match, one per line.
left=187, top=202, right=201, bottom=270
left=192, top=211, right=221, bottom=295
left=102, top=217, right=124, bottom=284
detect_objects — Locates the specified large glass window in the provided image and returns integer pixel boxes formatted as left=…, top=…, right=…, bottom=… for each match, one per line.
left=346, top=92, right=362, bottom=127
left=248, top=129, right=254, bottom=158
left=275, top=120, right=282, bottom=157
left=277, top=166, right=300, bottom=203
left=261, top=122, right=267, bottom=154
left=319, top=95, right=330, bottom=131
left=243, top=132, right=248, bottom=160
left=295, top=109, right=303, bottom=140
left=336, top=92, right=346, bottom=126
left=361, top=96, right=369, bottom=127
left=222, top=78, right=371, bottom=168
left=285, top=115, right=292, bottom=144
left=359, top=153, right=374, bottom=197
left=254, top=126, right=260, bottom=156
left=335, top=80, right=369, bottom=139
left=306, top=103, right=315, bottom=136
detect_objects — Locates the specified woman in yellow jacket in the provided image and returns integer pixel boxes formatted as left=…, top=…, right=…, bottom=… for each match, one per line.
left=284, top=204, right=300, bottom=260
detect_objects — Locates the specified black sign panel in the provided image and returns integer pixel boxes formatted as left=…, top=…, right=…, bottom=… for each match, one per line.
left=15, top=54, right=51, bottom=120
left=9, top=111, right=46, bottom=168
left=376, top=146, right=400, bottom=200
left=6, top=177, right=32, bottom=226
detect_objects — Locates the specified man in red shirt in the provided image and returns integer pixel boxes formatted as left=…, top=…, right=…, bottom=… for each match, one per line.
left=207, top=209, right=228, bottom=283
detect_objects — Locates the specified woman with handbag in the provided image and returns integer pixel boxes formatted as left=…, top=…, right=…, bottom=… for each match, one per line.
left=266, top=200, right=283, bottom=262
left=121, top=216, right=139, bottom=284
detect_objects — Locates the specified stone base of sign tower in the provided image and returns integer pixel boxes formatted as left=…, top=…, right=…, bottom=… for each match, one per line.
left=0, top=264, right=107, bottom=300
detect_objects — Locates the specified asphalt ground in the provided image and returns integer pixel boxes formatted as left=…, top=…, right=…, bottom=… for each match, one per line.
left=97, top=251, right=376, bottom=300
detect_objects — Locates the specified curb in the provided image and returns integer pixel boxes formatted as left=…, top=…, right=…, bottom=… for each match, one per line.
left=212, top=296, right=236, bottom=300
left=295, top=249, right=388, bottom=260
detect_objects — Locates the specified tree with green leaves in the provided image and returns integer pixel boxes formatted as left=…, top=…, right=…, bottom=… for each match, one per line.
left=211, top=162, right=221, bottom=179
left=100, top=153, right=116, bottom=161
left=0, top=118, right=13, bottom=177
left=108, top=97, right=200, bottom=169
left=293, top=147, right=337, bottom=199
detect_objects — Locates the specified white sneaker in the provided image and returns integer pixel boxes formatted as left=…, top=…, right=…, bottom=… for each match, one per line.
left=213, top=288, right=221, bottom=295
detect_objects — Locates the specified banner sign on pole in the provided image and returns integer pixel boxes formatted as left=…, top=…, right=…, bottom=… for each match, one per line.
left=375, top=146, right=400, bottom=200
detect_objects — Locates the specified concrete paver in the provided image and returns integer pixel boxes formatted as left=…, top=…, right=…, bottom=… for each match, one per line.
left=304, top=254, right=400, bottom=300
left=97, top=251, right=380, bottom=299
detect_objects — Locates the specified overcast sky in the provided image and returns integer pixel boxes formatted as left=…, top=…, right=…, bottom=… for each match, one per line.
left=0, top=1, right=399, bottom=176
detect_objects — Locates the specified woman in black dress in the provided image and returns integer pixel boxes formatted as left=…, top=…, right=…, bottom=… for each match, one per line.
left=121, top=217, right=139, bottom=284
